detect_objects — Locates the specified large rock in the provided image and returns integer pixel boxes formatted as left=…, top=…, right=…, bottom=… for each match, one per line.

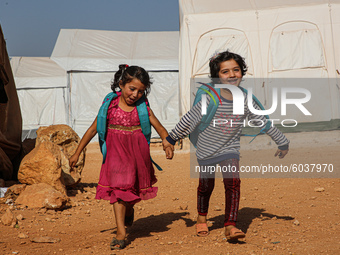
left=36, top=125, right=85, bottom=186
left=1, top=208, right=16, bottom=226
left=15, top=183, right=68, bottom=209
left=18, top=141, right=66, bottom=195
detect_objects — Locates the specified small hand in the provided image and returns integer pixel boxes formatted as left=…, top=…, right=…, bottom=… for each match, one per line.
left=165, top=147, right=174, bottom=159
left=274, top=149, right=288, bottom=159
left=162, top=138, right=174, bottom=153
left=69, top=154, right=79, bottom=169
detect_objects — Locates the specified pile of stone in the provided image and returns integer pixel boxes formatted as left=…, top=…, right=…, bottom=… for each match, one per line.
left=1, top=124, right=85, bottom=211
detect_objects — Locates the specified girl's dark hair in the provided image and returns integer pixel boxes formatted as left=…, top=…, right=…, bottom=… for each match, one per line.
left=111, top=65, right=152, bottom=95
left=209, top=50, right=248, bottom=79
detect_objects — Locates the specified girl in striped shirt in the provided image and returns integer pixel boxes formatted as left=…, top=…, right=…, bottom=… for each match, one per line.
left=163, top=51, right=289, bottom=240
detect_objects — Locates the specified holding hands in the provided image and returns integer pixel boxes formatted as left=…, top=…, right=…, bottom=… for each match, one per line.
left=162, top=138, right=174, bottom=160
left=274, top=149, right=289, bottom=159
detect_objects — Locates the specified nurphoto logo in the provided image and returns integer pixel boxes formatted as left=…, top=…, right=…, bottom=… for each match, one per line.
left=199, top=83, right=312, bottom=128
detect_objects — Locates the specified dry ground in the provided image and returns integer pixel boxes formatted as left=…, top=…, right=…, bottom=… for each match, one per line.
left=1, top=131, right=340, bottom=255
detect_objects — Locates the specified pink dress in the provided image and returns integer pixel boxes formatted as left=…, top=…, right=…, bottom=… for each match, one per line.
left=95, top=95, right=157, bottom=204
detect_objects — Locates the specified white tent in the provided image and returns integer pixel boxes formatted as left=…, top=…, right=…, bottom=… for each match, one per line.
left=51, top=29, right=179, bottom=138
left=179, top=0, right=340, bottom=130
left=11, top=57, right=68, bottom=138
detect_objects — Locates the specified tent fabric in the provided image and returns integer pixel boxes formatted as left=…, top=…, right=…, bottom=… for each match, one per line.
left=11, top=57, right=68, bottom=131
left=51, top=29, right=180, bottom=138
left=67, top=71, right=180, bottom=138
left=178, top=1, right=340, bottom=126
left=179, top=0, right=340, bottom=15
left=0, top=25, right=22, bottom=180
left=269, top=26, right=325, bottom=71
left=11, top=57, right=67, bottom=89
left=51, top=29, right=179, bottom=71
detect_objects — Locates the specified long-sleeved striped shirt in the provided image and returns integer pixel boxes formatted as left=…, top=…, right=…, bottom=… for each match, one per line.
left=168, top=91, right=289, bottom=165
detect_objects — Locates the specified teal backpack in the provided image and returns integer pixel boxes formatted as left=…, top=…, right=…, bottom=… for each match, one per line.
left=97, top=92, right=162, bottom=170
left=189, top=82, right=272, bottom=148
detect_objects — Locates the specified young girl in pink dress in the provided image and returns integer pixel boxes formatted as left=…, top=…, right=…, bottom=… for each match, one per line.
left=69, top=65, right=173, bottom=250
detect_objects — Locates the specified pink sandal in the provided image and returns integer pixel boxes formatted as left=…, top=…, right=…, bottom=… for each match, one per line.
left=196, top=223, right=209, bottom=237
left=226, top=227, right=246, bottom=240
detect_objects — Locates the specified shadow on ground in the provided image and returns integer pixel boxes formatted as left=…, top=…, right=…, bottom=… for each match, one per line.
left=209, top=207, right=294, bottom=233
left=101, top=207, right=294, bottom=245
left=111, top=212, right=196, bottom=243
left=66, top=182, right=97, bottom=197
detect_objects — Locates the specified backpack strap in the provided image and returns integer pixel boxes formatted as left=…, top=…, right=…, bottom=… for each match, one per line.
left=97, top=92, right=117, bottom=163
left=189, top=82, right=221, bottom=147
left=197, top=82, right=221, bottom=132
left=239, top=87, right=272, bottom=143
left=135, top=95, right=162, bottom=171
left=136, top=95, right=151, bottom=143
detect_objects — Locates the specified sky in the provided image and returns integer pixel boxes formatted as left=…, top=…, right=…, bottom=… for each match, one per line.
left=0, top=0, right=180, bottom=57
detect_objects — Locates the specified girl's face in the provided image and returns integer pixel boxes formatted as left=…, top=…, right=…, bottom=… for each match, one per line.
left=218, top=59, right=243, bottom=87
left=119, top=78, right=146, bottom=106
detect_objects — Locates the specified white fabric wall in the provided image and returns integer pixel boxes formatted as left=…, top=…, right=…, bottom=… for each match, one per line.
left=17, top=88, right=67, bottom=130
left=11, top=57, right=68, bottom=131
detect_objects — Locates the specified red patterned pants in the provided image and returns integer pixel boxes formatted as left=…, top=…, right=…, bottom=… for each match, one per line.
left=197, top=158, right=240, bottom=227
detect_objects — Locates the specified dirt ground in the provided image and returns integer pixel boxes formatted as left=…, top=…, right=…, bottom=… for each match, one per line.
left=1, top=131, right=340, bottom=255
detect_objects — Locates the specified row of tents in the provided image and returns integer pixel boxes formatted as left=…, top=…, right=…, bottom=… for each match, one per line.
left=12, top=0, right=340, bottom=140
left=13, top=30, right=180, bottom=139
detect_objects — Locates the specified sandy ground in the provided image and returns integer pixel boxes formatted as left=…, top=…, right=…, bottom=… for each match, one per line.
left=1, top=130, right=340, bottom=255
